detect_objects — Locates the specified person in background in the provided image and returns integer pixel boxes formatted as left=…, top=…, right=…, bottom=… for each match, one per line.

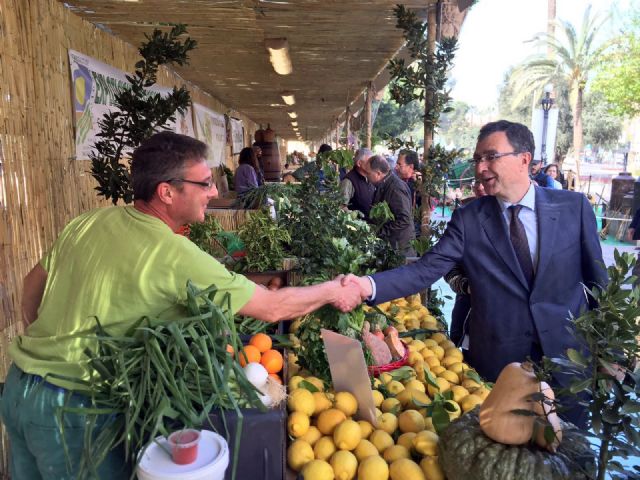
left=530, top=159, right=553, bottom=187
left=627, top=207, right=640, bottom=284
left=543, top=163, right=563, bottom=189
left=395, top=150, right=421, bottom=210
left=251, top=145, right=265, bottom=185
left=364, top=154, right=416, bottom=257
left=0, top=132, right=362, bottom=479
left=344, top=120, right=606, bottom=426
left=234, top=147, right=260, bottom=195
left=339, top=148, right=375, bottom=219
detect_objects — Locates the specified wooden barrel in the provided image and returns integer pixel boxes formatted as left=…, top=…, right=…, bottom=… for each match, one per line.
left=256, top=141, right=281, bottom=181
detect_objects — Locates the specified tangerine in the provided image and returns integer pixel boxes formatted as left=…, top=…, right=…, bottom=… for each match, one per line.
left=239, top=345, right=261, bottom=367
left=226, top=344, right=235, bottom=357
left=269, top=373, right=282, bottom=384
left=261, top=349, right=284, bottom=373
left=249, top=332, right=272, bottom=353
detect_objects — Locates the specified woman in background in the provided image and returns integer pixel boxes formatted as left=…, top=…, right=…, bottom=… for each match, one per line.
left=234, top=147, right=260, bottom=194
left=543, top=163, right=563, bottom=189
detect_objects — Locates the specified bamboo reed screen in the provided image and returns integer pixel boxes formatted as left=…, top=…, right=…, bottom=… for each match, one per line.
left=0, top=0, right=258, bottom=475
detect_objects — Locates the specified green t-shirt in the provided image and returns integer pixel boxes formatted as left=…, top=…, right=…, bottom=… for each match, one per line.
left=9, top=206, right=255, bottom=390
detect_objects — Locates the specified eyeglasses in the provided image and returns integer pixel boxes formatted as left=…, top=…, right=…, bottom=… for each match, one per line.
left=472, top=151, right=522, bottom=164
left=166, top=178, right=215, bottom=189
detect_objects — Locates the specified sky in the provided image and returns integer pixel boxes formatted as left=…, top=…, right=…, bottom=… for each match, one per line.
left=449, top=0, right=632, bottom=110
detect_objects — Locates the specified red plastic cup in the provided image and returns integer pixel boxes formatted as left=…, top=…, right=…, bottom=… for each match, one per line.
left=167, top=429, right=201, bottom=465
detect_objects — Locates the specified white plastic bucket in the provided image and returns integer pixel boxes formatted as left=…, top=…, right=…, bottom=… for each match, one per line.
left=136, top=430, right=229, bottom=480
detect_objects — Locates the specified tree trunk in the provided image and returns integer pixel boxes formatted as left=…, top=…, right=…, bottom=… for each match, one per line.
left=573, top=84, right=584, bottom=189
left=365, top=82, right=373, bottom=150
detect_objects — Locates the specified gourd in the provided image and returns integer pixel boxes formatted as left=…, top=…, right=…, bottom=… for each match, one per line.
left=479, top=361, right=562, bottom=452
left=439, top=407, right=594, bottom=480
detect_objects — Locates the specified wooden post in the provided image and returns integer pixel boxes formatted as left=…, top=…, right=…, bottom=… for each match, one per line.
left=335, top=120, right=340, bottom=149
left=365, top=82, right=373, bottom=150
left=346, top=106, right=351, bottom=150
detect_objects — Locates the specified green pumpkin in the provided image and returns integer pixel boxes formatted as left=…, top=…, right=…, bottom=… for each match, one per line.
left=439, top=407, right=595, bottom=480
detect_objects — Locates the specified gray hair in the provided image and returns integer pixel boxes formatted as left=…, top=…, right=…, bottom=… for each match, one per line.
left=354, top=148, right=373, bottom=164
left=368, top=154, right=390, bottom=174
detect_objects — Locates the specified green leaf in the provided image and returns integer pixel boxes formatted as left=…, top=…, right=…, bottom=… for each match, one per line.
left=569, top=378, right=592, bottom=394
left=566, top=348, right=589, bottom=367
left=298, top=380, right=319, bottom=393
left=430, top=404, right=451, bottom=434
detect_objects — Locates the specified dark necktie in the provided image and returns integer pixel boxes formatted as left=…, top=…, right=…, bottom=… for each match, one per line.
left=509, top=205, right=534, bottom=286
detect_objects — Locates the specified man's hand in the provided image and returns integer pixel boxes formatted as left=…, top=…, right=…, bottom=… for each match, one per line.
left=330, top=276, right=363, bottom=312
left=339, top=274, right=373, bottom=300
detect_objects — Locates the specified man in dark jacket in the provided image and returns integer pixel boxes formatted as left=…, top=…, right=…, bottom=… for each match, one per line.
left=365, top=154, right=416, bottom=257
left=530, top=159, right=553, bottom=187
left=339, top=148, right=375, bottom=219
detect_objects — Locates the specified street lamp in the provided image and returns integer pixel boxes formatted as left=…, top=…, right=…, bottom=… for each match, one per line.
left=540, top=83, right=554, bottom=166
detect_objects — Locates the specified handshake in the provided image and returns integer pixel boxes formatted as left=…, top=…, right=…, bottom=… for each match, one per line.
left=330, top=274, right=374, bottom=313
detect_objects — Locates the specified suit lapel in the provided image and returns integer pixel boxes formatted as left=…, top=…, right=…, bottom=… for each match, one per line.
left=533, top=188, right=559, bottom=287
left=480, top=197, right=530, bottom=290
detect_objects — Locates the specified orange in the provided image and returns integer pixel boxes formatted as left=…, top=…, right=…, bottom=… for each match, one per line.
left=226, top=344, right=235, bottom=357
left=239, top=345, right=261, bottom=367
left=249, top=333, right=272, bottom=353
left=261, top=349, right=284, bottom=373
left=269, top=373, right=282, bottom=384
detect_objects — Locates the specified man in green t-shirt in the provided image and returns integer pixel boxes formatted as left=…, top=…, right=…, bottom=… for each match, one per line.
left=1, top=132, right=361, bottom=479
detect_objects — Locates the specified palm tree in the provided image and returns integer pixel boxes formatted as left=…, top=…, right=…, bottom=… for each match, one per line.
left=509, top=6, right=610, bottom=181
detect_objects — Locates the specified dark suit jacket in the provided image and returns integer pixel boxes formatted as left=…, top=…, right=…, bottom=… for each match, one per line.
left=372, top=187, right=606, bottom=382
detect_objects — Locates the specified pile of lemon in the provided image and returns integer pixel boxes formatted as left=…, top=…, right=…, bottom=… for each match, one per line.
left=366, top=294, right=441, bottom=332
left=286, top=325, right=492, bottom=479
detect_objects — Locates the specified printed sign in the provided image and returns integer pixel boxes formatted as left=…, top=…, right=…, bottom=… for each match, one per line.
left=229, top=117, right=244, bottom=154
left=193, top=103, right=226, bottom=167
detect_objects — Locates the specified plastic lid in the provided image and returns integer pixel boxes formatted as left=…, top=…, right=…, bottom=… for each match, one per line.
left=137, top=430, right=227, bottom=476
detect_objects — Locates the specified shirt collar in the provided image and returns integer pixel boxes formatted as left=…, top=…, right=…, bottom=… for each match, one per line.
left=498, top=182, right=536, bottom=213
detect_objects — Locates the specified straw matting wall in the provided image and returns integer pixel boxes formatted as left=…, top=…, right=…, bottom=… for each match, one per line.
left=0, top=0, right=258, bottom=475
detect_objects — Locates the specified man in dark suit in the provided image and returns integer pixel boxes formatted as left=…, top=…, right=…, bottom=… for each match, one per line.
left=346, top=120, right=606, bottom=386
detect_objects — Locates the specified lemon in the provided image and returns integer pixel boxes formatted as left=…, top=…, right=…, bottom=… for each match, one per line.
left=302, top=459, right=335, bottom=480
left=372, top=390, right=384, bottom=407
left=438, top=369, right=460, bottom=385
left=427, top=377, right=451, bottom=397
left=448, top=362, right=466, bottom=378
left=424, top=416, right=435, bottom=431
left=379, top=372, right=393, bottom=385
left=358, top=420, right=374, bottom=439
left=444, top=347, right=464, bottom=361
left=430, top=332, right=448, bottom=344
left=460, top=393, right=484, bottom=412
left=333, top=419, right=361, bottom=450
left=334, top=391, right=358, bottom=417
left=421, top=318, right=439, bottom=329
left=423, top=339, right=439, bottom=349
left=288, top=388, right=316, bottom=416
left=330, top=450, right=358, bottom=480
left=398, top=409, right=425, bottom=433
left=397, top=388, right=431, bottom=409
left=425, top=356, right=440, bottom=369
left=383, top=445, right=410, bottom=463
left=439, top=339, right=457, bottom=350
left=317, top=408, right=347, bottom=435
left=372, top=377, right=383, bottom=389
left=390, top=458, right=425, bottom=480
left=354, top=439, right=379, bottom=462
left=288, top=411, right=311, bottom=437
left=377, top=412, right=398, bottom=435
left=369, top=429, right=394, bottom=454
left=408, top=351, right=423, bottom=365
left=313, top=436, right=337, bottom=461
left=413, top=430, right=439, bottom=456
left=305, top=376, right=325, bottom=392
left=420, top=456, right=445, bottom=480
left=288, top=375, right=306, bottom=391
left=430, top=345, right=445, bottom=361
left=386, top=380, right=405, bottom=395
left=396, top=432, right=417, bottom=452
left=450, top=385, right=470, bottom=403
left=409, top=339, right=426, bottom=351
left=474, top=386, right=492, bottom=400
left=358, top=455, right=389, bottom=480
left=300, top=425, right=323, bottom=447
left=380, top=397, right=402, bottom=414
left=288, top=439, right=314, bottom=472
left=313, top=392, right=334, bottom=415
left=441, top=356, right=460, bottom=369
left=430, top=365, right=446, bottom=376
left=461, top=378, right=481, bottom=391
left=403, top=379, right=426, bottom=393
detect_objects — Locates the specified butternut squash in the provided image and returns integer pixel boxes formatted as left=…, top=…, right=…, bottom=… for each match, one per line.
left=479, top=362, right=562, bottom=452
